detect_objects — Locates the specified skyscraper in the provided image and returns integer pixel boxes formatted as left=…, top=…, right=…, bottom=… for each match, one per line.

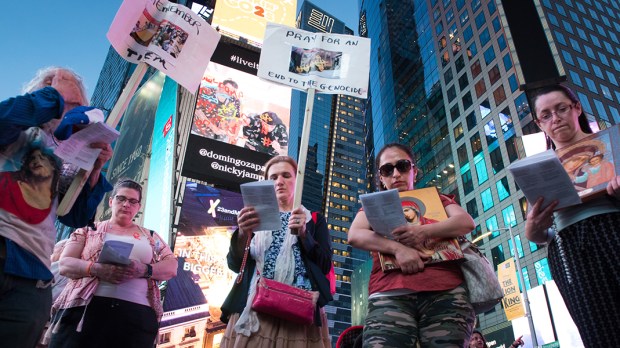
left=359, top=0, right=619, bottom=343
left=289, top=1, right=371, bottom=343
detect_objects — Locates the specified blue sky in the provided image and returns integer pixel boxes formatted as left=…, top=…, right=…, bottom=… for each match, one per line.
left=0, top=0, right=359, bottom=102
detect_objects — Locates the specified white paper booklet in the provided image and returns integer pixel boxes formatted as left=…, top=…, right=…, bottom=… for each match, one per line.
left=359, top=189, right=407, bottom=238
left=240, top=180, right=281, bottom=231
left=54, top=122, right=120, bottom=171
left=97, top=240, right=133, bottom=265
left=507, top=149, right=582, bottom=210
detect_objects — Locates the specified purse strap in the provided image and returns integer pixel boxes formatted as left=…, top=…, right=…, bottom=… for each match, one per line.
left=235, top=232, right=253, bottom=284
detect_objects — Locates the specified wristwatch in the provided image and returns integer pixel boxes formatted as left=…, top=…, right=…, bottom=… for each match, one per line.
left=143, top=263, right=153, bottom=279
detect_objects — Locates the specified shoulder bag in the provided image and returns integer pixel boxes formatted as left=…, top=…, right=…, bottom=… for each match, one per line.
left=235, top=227, right=319, bottom=325
left=460, top=239, right=504, bottom=313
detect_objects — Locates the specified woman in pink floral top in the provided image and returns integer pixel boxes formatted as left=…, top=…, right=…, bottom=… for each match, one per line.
left=46, top=179, right=177, bottom=348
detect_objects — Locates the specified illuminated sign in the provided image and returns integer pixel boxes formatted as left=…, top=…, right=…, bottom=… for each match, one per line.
left=307, top=8, right=335, bottom=33
left=212, top=0, right=297, bottom=44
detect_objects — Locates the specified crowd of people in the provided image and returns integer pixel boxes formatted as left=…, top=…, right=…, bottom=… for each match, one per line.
left=1, top=61, right=616, bottom=348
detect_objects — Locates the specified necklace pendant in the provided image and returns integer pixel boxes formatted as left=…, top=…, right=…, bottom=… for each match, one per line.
left=133, top=232, right=141, bottom=240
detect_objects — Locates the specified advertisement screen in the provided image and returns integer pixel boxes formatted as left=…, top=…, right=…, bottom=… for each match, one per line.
left=178, top=181, right=244, bottom=232
left=191, top=62, right=292, bottom=157
left=181, top=134, right=271, bottom=188
left=211, top=0, right=297, bottom=44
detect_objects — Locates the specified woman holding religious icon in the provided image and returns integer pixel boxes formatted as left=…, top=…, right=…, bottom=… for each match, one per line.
left=220, top=155, right=332, bottom=348
left=348, top=143, right=476, bottom=347
left=47, top=179, right=177, bottom=348
left=525, top=84, right=620, bottom=347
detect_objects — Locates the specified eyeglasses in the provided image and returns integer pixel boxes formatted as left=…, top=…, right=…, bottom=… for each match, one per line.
left=379, top=159, right=414, bottom=177
left=115, top=195, right=141, bottom=206
left=537, top=104, right=575, bottom=123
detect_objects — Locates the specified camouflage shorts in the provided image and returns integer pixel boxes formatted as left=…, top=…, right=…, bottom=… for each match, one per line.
left=363, top=285, right=475, bottom=348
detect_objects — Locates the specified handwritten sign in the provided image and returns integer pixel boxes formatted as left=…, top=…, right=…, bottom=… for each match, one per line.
left=258, top=23, right=371, bottom=98
left=107, top=0, right=221, bottom=92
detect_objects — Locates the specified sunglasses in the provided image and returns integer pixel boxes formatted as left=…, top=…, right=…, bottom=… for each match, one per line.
left=379, top=159, right=414, bottom=177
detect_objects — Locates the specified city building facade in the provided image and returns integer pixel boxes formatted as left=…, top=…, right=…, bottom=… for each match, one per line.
left=358, top=0, right=620, bottom=343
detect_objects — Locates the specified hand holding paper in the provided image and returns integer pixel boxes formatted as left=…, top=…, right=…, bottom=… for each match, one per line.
left=240, top=180, right=281, bottom=231
left=359, top=189, right=408, bottom=238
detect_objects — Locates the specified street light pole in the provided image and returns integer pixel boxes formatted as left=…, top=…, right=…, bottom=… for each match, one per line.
left=491, top=226, right=539, bottom=347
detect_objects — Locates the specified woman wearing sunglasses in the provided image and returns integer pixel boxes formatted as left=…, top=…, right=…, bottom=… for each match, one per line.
left=348, top=143, right=476, bottom=347
left=46, top=179, right=177, bottom=347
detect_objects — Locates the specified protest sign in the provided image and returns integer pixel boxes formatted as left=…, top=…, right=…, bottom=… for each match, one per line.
left=258, top=23, right=370, bottom=98
left=107, top=0, right=221, bottom=92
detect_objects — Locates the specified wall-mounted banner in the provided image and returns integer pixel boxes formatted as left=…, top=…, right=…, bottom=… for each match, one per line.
left=258, top=23, right=370, bottom=98
left=107, top=0, right=221, bottom=92
left=181, top=134, right=271, bottom=189
left=212, top=0, right=297, bottom=44
left=498, top=258, right=526, bottom=321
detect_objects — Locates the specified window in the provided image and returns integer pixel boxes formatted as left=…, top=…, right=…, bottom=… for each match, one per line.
left=569, top=38, right=581, bottom=52
left=471, top=60, right=482, bottom=78
left=499, top=107, right=514, bottom=133
left=503, top=53, right=513, bottom=71
left=455, top=55, right=465, bottom=72
left=515, top=93, right=530, bottom=120
left=555, top=31, right=566, bottom=45
left=459, top=73, right=469, bottom=90
left=495, top=177, right=509, bottom=202
left=447, top=85, right=456, bottom=100
left=484, top=119, right=497, bottom=146
left=491, top=244, right=506, bottom=268
left=480, top=99, right=491, bottom=118
left=484, top=46, right=496, bottom=65
left=498, top=34, right=507, bottom=51
left=592, top=64, right=604, bottom=79
left=529, top=241, right=539, bottom=253
left=461, top=10, right=470, bottom=26
left=446, top=9, right=455, bottom=24
left=486, top=215, right=500, bottom=240
left=508, top=74, right=518, bottom=92
left=501, top=204, right=517, bottom=227
left=488, top=65, right=501, bottom=85
left=490, top=147, right=505, bottom=173
left=492, top=16, right=501, bottom=32
left=450, top=103, right=460, bottom=122
left=463, top=92, right=473, bottom=110
left=467, top=198, right=479, bottom=219
left=562, top=50, right=574, bottom=66
left=470, top=132, right=482, bottom=155
left=505, top=136, right=519, bottom=163
left=480, top=28, right=491, bottom=47
left=444, top=67, right=454, bottom=82
left=548, top=13, right=559, bottom=26
left=488, top=0, right=497, bottom=14
left=508, top=234, right=524, bottom=258
left=159, top=332, right=171, bottom=344
left=481, top=188, right=494, bottom=211
left=585, top=77, right=597, bottom=93
left=453, top=123, right=464, bottom=141
left=466, top=111, right=477, bottom=130
left=463, top=26, right=473, bottom=43
left=493, top=85, right=507, bottom=105
left=475, top=155, right=489, bottom=184
left=458, top=144, right=469, bottom=166
left=475, top=12, right=486, bottom=29
left=468, top=42, right=478, bottom=58
left=569, top=70, right=582, bottom=87
left=577, top=57, right=590, bottom=72
left=475, top=79, right=487, bottom=97
left=462, top=168, right=474, bottom=195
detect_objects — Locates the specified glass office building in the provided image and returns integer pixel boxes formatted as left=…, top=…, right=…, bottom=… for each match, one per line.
left=358, top=0, right=620, bottom=339
left=289, top=1, right=372, bottom=344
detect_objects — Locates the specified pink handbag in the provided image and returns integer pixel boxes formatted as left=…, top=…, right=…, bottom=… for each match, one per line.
left=251, top=274, right=319, bottom=325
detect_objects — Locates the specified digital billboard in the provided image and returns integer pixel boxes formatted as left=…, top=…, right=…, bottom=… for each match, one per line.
left=211, top=0, right=297, bottom=44
left=178, top=181, right=244, bottom=233
left=191, top=62, right=292, bottom=157
left=143, top=76, right=177, bottom=243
